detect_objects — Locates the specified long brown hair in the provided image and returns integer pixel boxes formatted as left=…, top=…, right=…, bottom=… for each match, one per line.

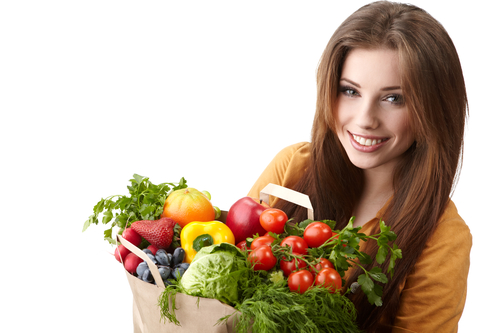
left=275, top=1, right=467, bottom=330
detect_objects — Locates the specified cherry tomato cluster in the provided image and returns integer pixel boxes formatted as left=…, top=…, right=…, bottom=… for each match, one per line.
left=241, top=208, right=343, bottom=294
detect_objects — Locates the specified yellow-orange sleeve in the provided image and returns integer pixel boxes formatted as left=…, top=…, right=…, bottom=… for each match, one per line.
left=391, top=201, right=472, bottom=332
left=247, top=142, right=310, bottom=206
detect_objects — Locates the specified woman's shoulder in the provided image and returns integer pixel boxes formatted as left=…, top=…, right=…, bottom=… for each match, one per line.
left=434, top=200, right=472, bottom=240
left=260, top=141, right=311, bottom=177
left=420, top=199, right=472, bottom=265
left=247, top=142, right=310, bottom=200
left=274, top=142, right=310, bottom=162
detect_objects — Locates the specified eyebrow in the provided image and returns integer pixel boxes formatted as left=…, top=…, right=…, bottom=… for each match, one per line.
left=340, top=78, right=401, bottom=91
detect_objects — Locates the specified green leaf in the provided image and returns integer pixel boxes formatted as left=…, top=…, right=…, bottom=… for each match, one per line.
left=357, top=251, right=372, bottom=265
left=178, top=177, right=187, bottom=188
left=385, top=231, right=397, bottom=241
left=358, top=274, right=374, bottom=294
left=376, top=235, right=388, bottom=247
left=93, top=198, right=106, bottom=215
left=367, top=289, right=383, bottom=307
left=376, top=246, right=388, bottom=265
left=329, top=252, right=350, bottom=272
left=346, top=217, right=355, bottom=229
left=82, top=215, right=95, bottom=232
left=102, top=210, right=113, bottom=224
left=298, top=219, right=315, bottom=229
left=193, top=234, right=214, bottom=252
left=379, top=219, right=390, bottom=233
left=368, top=267, right=388, bottom=283
left=104, top=228, right=116, bottom=245
left=320, top=219, right=336, bottom=230
left=133, top=174, right=145, bottom=184
left=388, top=244, right=403, bottom=278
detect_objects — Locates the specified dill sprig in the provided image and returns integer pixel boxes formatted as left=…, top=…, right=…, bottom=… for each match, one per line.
left=233, top=282, right=362, bottom=333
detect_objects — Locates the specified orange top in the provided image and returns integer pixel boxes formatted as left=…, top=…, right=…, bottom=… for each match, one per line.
left=247, top=142, right=472, bottom=333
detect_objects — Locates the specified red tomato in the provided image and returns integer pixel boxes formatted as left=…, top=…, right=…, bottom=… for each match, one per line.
left=280, top=236, right=308, bottom=255
left=260, top=208, right=288, bottom=234
left=248, top=245, right=277, bottom=271
left=309, top=258, right=335, bottom=277
left=250, top=235, right=275, bottom=250
left=303, top=222, right=332, bottom=248
left=288, top=270, right=314, bottom=294
left=236, top=240, right=248, bottom=251
left=314, top=267, right=342, bottom=292
left=279, top=254, right=308, bottom=276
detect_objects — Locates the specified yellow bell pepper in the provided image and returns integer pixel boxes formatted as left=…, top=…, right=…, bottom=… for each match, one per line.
left=180, top=221, right=235, bottom=263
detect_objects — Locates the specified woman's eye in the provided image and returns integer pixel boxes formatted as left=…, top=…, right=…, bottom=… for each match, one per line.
left=385, top=94, right=404, bottom=105
left=340, top=86, right=359, bottom=97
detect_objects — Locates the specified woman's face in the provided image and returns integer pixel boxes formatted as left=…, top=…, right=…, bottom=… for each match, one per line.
left=335, top=48, right=415, bottom=174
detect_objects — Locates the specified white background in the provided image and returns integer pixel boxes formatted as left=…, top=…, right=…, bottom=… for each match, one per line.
left=1, top=1, right=497, bottom=331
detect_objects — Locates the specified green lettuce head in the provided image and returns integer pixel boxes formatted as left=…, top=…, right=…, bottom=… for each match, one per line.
left=179, top=243, right=250, bottom=305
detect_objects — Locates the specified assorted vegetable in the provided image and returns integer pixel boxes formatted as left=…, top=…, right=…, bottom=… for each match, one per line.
left=160, top=207, right=402, bottom=332
left=84, top=174, right=403, bottom=333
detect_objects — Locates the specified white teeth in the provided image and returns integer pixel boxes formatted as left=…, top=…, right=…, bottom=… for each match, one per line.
left=353, top=135, right=383, bottom=146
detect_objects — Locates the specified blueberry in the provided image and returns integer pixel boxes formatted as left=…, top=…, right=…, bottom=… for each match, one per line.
left=156, top=251, right=170, bottom=266
left=172, top=267, right=185, bottom=280
left=167, top=253, right=173, bottom=266
left=172, top=247, right=185, bottom=267
left=142, top=268, right=153, bottom=283
left=136, top=261, right=148, bottom=277
left=142, top=249, right=153, bottom=255
left=158, top=266, right=172, bottom=280
left=146, top=253, right=157, bottom=264
left=175, top=263, right=190, bottom=271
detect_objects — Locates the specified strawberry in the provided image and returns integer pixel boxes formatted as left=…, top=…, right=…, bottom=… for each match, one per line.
left=131, top=217, right=176, bottom=249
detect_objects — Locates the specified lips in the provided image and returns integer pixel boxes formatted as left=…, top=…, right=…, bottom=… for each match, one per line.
left=349, top=132, right=389, bottom=152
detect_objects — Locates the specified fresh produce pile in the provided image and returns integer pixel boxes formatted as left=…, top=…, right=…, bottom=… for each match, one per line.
left=84, top=174, right=402, bottom=333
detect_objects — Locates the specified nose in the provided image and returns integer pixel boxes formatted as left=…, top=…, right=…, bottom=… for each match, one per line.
left=356, top=99, right=379, bottom=129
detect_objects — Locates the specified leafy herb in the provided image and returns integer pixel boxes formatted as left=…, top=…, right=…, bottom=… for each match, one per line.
left=82, top=174, right=187, bottom=244
left=159, top=243, right=363, bottom=333
left=232, top=283, right=363, bottom=333
left=258, top=216, right=401, bottom=307
left=322, top=217, right=402, bottom=306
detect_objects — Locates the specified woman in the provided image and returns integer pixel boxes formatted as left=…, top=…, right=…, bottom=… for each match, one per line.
left=247, top=1, right=472, bottom=332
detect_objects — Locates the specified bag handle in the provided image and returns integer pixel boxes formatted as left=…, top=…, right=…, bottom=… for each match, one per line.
left=117, top=234, right=166, bottom=290
left=259, top=183, right=314, bottom=220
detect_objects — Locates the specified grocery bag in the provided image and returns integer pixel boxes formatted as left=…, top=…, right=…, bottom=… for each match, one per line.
left=119, top=183, right=314, bottom=332
left=118, top=234, right=240, bottom=333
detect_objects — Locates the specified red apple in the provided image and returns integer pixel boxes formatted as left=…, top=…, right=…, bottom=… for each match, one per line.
left=225, top=197, right=269, bottom=244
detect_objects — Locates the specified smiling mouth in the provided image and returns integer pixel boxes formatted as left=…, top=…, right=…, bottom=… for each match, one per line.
left=352, top=134, right=388, bottom=147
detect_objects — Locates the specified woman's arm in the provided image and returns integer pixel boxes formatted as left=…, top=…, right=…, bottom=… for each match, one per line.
left=391, top=201, right=472, bottom=332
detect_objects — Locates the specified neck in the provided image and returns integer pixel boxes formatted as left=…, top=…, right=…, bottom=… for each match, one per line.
left=351, top=168, right=394, bottom=227
left=362, top=168, right=394, bottom=200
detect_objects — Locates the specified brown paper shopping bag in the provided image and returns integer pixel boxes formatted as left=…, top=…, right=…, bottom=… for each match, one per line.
left=118, top=234, right=240, bottom=333
left=118, top=183, right=313, bottom=332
